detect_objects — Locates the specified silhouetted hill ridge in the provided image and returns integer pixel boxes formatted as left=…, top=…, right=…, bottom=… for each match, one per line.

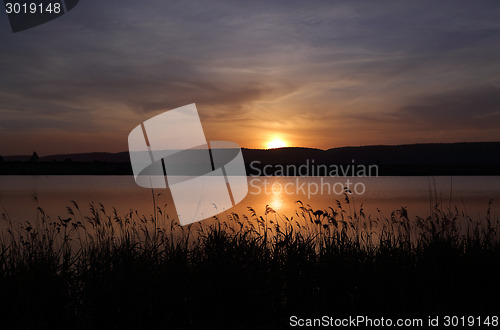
left=1, top=142, right=499, bottom=175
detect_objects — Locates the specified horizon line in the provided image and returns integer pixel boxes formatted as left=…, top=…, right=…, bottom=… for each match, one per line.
left=2, top=140, right=500, bottom=158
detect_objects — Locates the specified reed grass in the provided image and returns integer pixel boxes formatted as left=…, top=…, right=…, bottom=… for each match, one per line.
left=0, top=193, right=499, bottom=329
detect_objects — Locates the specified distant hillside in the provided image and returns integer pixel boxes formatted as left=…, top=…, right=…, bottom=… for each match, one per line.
left=3, top=152, right=131, bottom=163
left=1, top=142, right=500, bottom=175
left=243, top=142, right=500, bottom=165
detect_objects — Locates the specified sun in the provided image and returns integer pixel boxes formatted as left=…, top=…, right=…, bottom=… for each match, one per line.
left=266, top=138, right=287, bottom=149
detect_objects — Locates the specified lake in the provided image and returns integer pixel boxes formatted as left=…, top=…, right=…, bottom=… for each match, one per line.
left=0, top=176, right=499, bottom=224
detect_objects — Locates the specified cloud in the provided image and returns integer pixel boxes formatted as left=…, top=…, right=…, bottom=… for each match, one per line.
left=398, top=85, right=500, bottom=130
left=0, top=0, right=500, bottom=153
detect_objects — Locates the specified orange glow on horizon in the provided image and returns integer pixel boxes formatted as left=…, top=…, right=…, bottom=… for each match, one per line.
left=266, top=138, right=287, bottom=149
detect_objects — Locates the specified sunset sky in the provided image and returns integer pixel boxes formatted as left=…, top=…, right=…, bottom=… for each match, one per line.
left=1, top=0, right=500, bottom=155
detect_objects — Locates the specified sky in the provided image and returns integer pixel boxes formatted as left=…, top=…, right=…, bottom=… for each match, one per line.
left=0, top=0, right=500, bottom=155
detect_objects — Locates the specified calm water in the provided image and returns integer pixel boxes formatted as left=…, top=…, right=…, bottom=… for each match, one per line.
left=0, top=176, right=499, bottom=224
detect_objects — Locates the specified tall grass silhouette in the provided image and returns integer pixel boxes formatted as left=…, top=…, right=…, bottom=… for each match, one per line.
left=0, top=192, right=499, bottom=329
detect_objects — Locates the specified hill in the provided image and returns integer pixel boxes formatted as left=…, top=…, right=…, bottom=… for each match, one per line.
left=1, top=142, right=499, bottom=175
